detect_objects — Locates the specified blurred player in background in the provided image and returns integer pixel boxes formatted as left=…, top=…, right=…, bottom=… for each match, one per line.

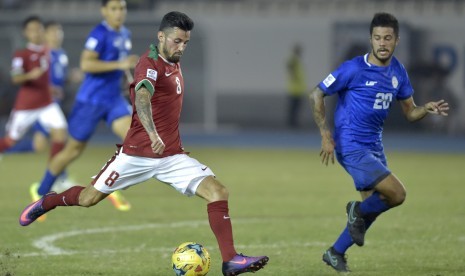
left=20, top=11, right=269, bottom=276
left=309, top=13, right=449, bottom=272
left=286, top=43, right=307, bottom=129
left=0, top=15, right=67, bottom=171
left=5, top=20, right=69, bottom=155
left=5, top=20, right=77, bottom=195
left=31, top=0, right=139, bottom=212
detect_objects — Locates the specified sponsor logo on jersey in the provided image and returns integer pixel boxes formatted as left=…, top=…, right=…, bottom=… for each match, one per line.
left=392, top=76, right=398, bottom=88
left=85, top=37, right=98, bottom=50
left=365, top=81, right=377, bottom=86
left=323, top=73, right=336, bottom=87
left=146, top=69, right=158, bottom=81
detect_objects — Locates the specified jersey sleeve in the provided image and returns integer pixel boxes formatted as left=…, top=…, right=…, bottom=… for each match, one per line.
left=396, top=64, right=414, bottom=100
left=84, top=26, right=105, bottom=54
left=134, top=56, right=157, bottom=96
left=318, top=60, right=355, bottom=96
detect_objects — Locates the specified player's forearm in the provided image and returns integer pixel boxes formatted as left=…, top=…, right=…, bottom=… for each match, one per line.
left=135, top=87, right=158, bottom=138
left=11, top=74, right=31, bottom=84
left=406, top=105, right=428, bottom=122
left=309, top=87, right=331, bottom=136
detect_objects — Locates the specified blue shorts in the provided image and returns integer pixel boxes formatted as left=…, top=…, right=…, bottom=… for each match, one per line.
left=32, top=121, right=50, bottom=137
left=336, top=150, right=391, bottom=191
left=68, top=96, right=131, bottom=142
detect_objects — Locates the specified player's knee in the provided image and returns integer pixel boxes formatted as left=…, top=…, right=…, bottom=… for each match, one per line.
left=210, top=181, right=229, bottom=201
left=391, top=188, right=406, bottom=207
left=64, top=143, right=84, bottom=160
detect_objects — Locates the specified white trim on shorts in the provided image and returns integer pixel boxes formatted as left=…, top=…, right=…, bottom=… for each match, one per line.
left=5, top=102, right=67, bottom=140
left=92, top=148, right=215, bottom=196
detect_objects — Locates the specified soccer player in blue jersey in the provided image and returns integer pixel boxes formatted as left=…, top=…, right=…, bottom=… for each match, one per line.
left=309, top=13, right=449, bottom=272
left=31, top=0, right=139, bottom=213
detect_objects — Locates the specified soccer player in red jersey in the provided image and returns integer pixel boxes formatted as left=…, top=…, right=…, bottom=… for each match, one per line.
left=19, top=11, right=269, bottom=276
left=0, top=15, right=67, bottom=165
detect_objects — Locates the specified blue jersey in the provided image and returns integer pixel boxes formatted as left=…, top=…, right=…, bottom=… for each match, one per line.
left=76, top=21, right=132, bottom=104
left=49, top=48, right=68, bottom=88
left=319, top=54, right=414, bottom=153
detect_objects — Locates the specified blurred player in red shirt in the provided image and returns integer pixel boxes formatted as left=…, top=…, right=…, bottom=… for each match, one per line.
left=20, top=11, right=269, bottom=276
left=0, top=15, right=67, bottom=164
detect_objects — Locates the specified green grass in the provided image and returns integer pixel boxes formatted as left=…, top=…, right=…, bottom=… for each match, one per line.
left=0, top=146, right=464, bottom=275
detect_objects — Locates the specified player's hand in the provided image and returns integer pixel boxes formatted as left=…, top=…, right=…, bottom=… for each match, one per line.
left=28, top=67, right=45, bottom=80
left=425, top=100, right=449, bottom=116
left=319, top=131, right=335, bottom=166
left=120, top=55, right=139, bottom=70
left=150, top=134, right=165, bottom=155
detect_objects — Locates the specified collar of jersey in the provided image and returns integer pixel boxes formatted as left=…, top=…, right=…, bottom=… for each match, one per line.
left=150, top=44, right=176, bottom=66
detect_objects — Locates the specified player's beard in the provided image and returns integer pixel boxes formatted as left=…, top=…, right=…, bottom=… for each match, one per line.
left=371, top=48, right=393, bottom=64
left=162, top=45, right=181, bottom=63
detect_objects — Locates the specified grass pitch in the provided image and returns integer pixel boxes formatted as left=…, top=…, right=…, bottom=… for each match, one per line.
left=0, top=145, right=464, bottom=275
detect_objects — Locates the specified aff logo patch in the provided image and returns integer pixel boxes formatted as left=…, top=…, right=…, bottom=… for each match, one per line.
left=146, top=69, right=158, bottom=81
left=323, top=73, right=336, bottom=87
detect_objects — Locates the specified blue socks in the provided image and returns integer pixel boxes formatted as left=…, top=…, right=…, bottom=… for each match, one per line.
left=333, top=227, right=353, bottom=254
left=37, top=170, right=59, bottom=196
left=333, top=216, right=378, bottom=254
left=359, top=192, right=390, bottom=216
left=333, top=192, right=389, bottom=254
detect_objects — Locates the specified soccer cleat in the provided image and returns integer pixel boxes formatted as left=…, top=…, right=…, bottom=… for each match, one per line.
left=346, top=201, right=366, bottom=246
left=322, top=247, right=350, bottom=272
left=222, top=253, right=269, bottom=276
left=107, top=190, right=131, bottom=211
left=20, top=191, right=56, bottom=226
left=29, top=182, right=47, bottom=222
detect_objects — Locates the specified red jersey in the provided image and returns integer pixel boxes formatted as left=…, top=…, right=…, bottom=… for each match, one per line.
left=10, top=43, right=52, bottom=110
left=123, top=45, right=186, bottom=158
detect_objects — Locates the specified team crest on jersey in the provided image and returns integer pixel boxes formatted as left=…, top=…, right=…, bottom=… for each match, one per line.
left=146, top=69, right=158, bottom=81
left=392, top=76, right=398, bottom=88
left=323, top=73, right=336, bottom=87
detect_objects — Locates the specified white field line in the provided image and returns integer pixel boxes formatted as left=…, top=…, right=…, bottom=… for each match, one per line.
left=18, top=218, right=327, bottom=257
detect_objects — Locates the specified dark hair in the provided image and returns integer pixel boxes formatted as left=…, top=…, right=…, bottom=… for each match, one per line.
left=22, top=15, right=42, bottom=29
left=102, top=0, right=122, bottom=6
left=370, top=12, right=399, bottom=37
left=159, top=11, right=194, bottom=32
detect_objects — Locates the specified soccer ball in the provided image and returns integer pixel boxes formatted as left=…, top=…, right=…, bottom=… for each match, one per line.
left=172, top=242, right=211, bottom=276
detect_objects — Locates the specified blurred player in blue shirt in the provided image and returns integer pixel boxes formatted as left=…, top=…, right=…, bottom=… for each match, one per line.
left=309, top=13, right=449, bottom=272
left=32, top=0, right=139, bottom=214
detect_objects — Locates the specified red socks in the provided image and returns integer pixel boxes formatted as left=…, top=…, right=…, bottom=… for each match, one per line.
left=42, top=186, right=85, bottom=211
left=0, top=137, right=14, bottom=153
left=207, top=200, right=237, bottom=262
